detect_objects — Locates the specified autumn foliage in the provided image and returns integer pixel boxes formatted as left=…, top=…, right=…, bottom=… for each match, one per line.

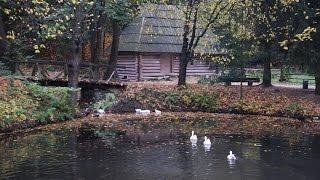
left=111, top=83, right=320, bottom=119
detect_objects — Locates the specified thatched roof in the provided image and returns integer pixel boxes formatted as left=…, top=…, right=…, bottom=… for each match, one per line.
left=118, top=4, right=223, bottom=54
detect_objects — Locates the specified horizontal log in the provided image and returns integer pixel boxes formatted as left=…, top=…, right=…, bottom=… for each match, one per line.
left=117, top=61, right=137, bottom=65
left=15, top=59, right=107, bottom=67
left=142, top=67, right=161, bottom=70
left=142, top=71, right=161, bottom=73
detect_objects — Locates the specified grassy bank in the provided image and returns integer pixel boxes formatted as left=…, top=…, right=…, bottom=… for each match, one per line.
left=108, top=83, right=320, bottom=120
left=0, top=77, right=75, bottom=132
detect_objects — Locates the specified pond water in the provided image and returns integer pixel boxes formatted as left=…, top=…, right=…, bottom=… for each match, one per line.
left=1, top=129, right=320, bottom=180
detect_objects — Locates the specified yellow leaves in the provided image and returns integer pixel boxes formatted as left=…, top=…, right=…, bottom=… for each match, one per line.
left=33, top=45, right=40, bottom=54
left=279, top=40, right=289, bottom=50
left=6, top=31, right=16, bottom=40
left=70, top=0, right=79, bottom=5
left=281, top=0, right=300, bottom=6
left=295, top=26, right=317, bottom=41
left=3, top=8, right=11, bottom=15
left=33, top=44, right=45, bottom=54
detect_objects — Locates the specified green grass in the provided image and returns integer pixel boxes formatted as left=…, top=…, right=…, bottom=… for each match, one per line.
left=246, top=69, right=315, bottom=85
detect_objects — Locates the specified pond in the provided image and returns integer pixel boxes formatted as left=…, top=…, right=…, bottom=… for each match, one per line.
left=1, top=128, right=320, bottom=180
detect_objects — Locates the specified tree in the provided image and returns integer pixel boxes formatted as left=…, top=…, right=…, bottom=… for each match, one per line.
left=285, top=0, right=320, bottom=94
left=104, top=0, right=138, bottom=80
left=218, top=0, right=256, bottom=99
left=176, top=0, right=234, bottom=86
left=0, top=10, right=6, bottom=57
left=1, top=0, right=103, bottom=88
left=90, top=1, right=107, bottom=81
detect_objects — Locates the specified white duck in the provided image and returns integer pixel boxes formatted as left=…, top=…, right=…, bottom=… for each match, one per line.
left=227, top=150, right=237, bottom=160
left=140, top=110, right=151, bottom=116
left=155, top=109, right=161, bottom=116
left=203, top=136, right=211, bottom=145
left=135, top=109, right=142, bottom=114
left=97, top=109, right=105, bottom=114
left=190, top=131, right=197, bottom=141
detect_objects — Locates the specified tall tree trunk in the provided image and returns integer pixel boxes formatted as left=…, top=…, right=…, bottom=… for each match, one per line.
left=178, top=32, right=190, bottom=86
left=68, top=41, right=81, bottom=88
left=90, top=30, right=100, bottom=82
left=178, top=7, right=191, bottom=86
left=315, top=63, right=320, bottom=95
left=0, top=14, right=7, bottom=57
left=262, top=44, right=272, bottom=87
left=68, top=40, right=81, bottom=107
left=105, top=21, right=120, bottom=80
left=279, top=52, right=288, bottom=82
left=178, top=53, right=189, bottom=86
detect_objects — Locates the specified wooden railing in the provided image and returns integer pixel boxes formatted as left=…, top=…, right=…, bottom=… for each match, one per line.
left=13, top=59, right=124, bottom=82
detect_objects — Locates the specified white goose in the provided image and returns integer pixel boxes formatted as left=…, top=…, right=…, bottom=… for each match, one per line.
left=190, top=131, right=197, bottom=140
left=135, top=109, right=142, bottom=114
left=203, top=136, right=211, bottom=145
left=227, top=150, right=237, bottom=160
left=140, top=110, right=151, bottom=116
left=97, top=109, right=105, bottom=114
left=155, top=109, right=161, bottom=116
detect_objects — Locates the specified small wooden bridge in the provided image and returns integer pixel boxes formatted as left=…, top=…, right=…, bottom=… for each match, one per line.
left=13, top=59, right=126, bottom=89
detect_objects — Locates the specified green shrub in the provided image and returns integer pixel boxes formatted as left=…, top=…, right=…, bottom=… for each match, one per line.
left=164, top=90, right=219, bottom=112
left=0, top=61, right=11, bottom=76
left=197, top=75, right=219, bottom=85
left=191, top=91, right=218, bottom=111
left=230, top=101, right=262, bottom=114
left=164, top=92, right=180, bottom=108
left=94, top=93, right=117, bottom=109
left=284, top=102, right=305, bottom=117
left=0, top=81, right=75, bottom=129
left=26, top=83, right=75, bottom=123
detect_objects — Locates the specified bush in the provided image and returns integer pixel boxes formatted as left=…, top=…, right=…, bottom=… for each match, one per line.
left=93, top=93, right=117, bottom=110
left=0, top=61, right=11, bottom=76
left=284, top=102, right=305, bottom=118
left=218, top=68, right=246, bottom=82
left=121, top=87, right=219, bottom=112
left=230, top=101, right=262, bottom=114
left=197, top=75, right=219, bottom=85
left=0, top=80, right=75, bottom=129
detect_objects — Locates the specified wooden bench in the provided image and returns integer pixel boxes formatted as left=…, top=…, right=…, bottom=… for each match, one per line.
left=225, top=77, right=260, bottom=86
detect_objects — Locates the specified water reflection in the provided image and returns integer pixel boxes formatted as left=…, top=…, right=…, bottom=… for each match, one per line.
left=227, top=159, right=236, bottom=168
left=204, top=144, right=211, bottom=152
left=1, top=129, right=320, bottom=179
left=190, top=139, right=197, bottom=147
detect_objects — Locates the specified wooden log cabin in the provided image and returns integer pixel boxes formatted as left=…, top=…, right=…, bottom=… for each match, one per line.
left=115, top=4, right=226, bottom=81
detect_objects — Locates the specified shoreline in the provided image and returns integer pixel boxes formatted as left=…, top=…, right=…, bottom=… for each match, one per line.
left=1, top=112, right=320, bottom=139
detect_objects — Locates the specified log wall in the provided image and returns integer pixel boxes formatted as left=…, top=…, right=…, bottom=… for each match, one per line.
left=116, top=55, right=138, bottom=81
left=172, top=56, right=216, bottom=76
left=141, top=54, right=163, bottom=80
left=116, top=53, right=217, bottom=81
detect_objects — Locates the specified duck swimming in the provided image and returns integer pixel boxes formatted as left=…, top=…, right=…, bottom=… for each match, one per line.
left=227, top=150, right=237, bottom=160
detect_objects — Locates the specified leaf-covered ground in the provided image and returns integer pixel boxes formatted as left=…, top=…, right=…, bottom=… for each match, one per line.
left=1, top=79, right=320, bottom=136
left=111, top=83, right=320, bottom=119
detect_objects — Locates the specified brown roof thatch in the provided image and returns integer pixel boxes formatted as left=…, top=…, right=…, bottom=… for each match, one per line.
left=118, top=4, right=224, bottom=54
